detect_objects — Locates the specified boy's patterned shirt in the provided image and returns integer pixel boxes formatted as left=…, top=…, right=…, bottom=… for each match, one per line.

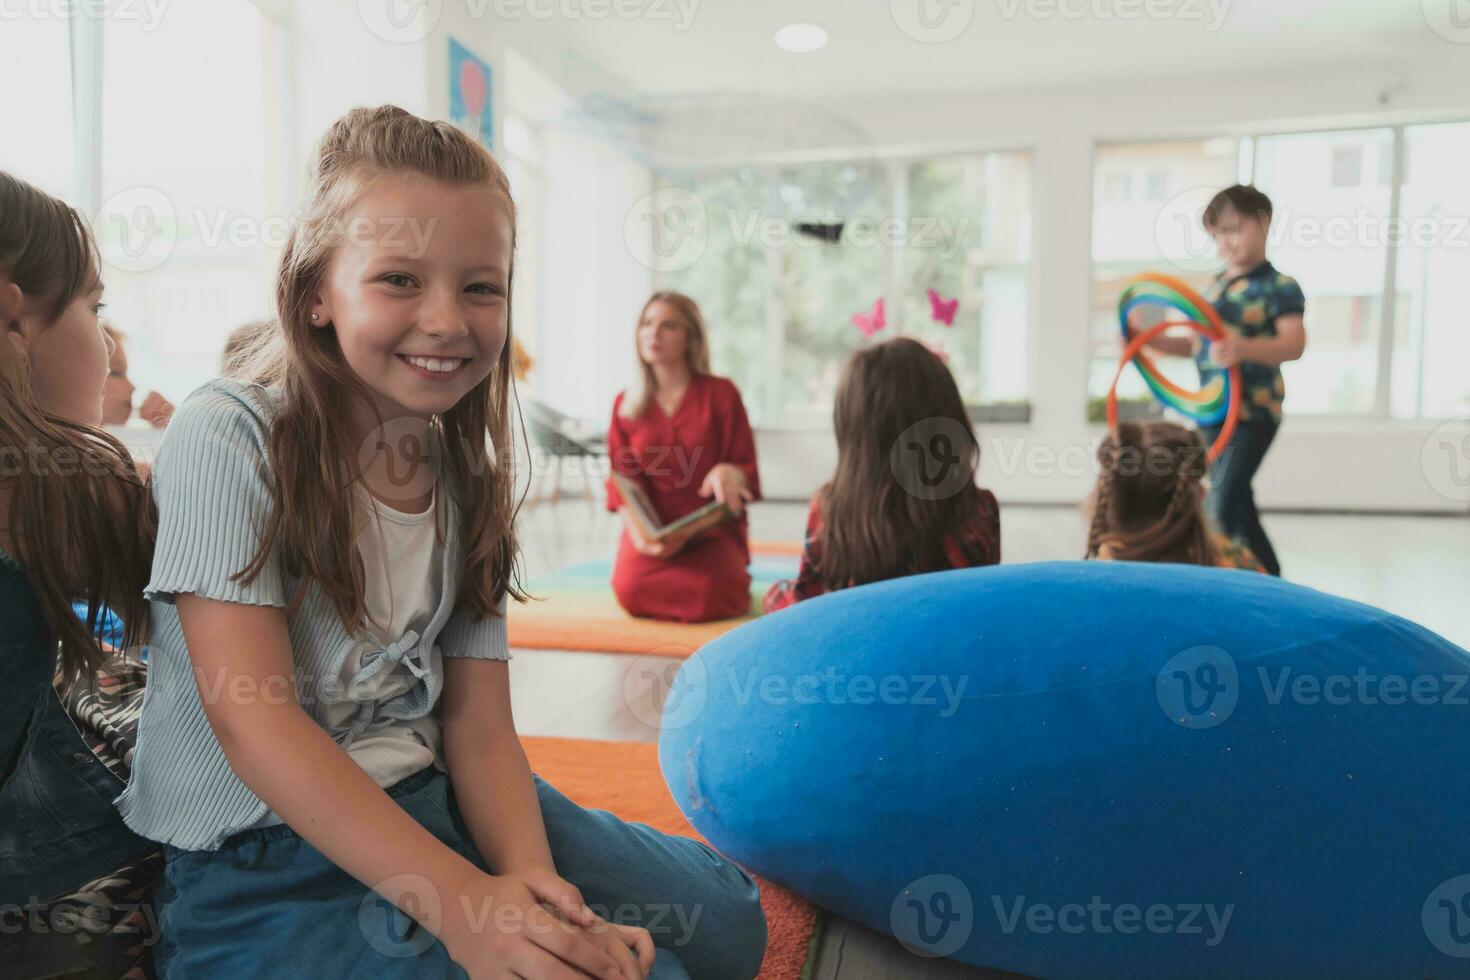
left=1199, top=260, right=1305, bottom=423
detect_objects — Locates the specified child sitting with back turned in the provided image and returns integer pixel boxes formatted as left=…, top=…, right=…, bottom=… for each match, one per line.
left=1084, top=421, right=1264, bottom=572
left=764, top=337, right=1000, bottom=612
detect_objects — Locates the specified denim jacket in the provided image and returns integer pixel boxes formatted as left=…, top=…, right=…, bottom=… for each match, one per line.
left=0, top=554, right=154, bottom=904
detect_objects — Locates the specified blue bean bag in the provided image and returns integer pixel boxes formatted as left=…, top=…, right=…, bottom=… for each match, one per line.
left=657, top=561, right=1470, bottom=978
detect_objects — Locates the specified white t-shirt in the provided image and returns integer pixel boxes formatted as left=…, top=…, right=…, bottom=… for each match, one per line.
left=333, top=483, right=445, bottom=786
left=251, top=484, right=445, bottom=827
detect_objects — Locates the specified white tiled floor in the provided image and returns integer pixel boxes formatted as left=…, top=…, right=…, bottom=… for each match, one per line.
left=509, top=493, right=1470, bottom=742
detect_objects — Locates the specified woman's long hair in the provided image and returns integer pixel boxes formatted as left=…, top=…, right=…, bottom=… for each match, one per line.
left=236, top=106, right=526, bottom=629
left=0, top=172, right=155, bottom=687
left=1085, top=421, right=1220, bottom=566
left=817, top=337, right=990, bottom=590
left=619, top=291, right=710, bottom=420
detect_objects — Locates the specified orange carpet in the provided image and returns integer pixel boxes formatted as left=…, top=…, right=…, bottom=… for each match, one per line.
left=749, top=539, right=804, bottom=557
left=522, top=736, right=818, bottom=979
left=507, top=545, right=800, bottom=657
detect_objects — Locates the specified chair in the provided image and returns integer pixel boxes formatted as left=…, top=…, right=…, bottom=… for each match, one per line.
left=523, top=399, right=606, bottom=505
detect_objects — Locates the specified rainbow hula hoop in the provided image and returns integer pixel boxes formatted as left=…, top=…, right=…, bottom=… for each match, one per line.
left=1109, top=272, right=1241, bottom=462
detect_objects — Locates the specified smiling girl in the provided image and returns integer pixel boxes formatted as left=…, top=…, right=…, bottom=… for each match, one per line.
left=119, top=107, right=764, bottom=979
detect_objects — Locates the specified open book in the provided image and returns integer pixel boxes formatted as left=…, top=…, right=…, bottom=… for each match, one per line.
left=611, top=471, right=732, bottom=543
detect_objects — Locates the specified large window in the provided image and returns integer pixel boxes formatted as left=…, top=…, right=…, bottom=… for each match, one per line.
left=97, top=1, right=279, bottom=407
left=1090, top=125, right=1470, bottom=421
left=1, top=2, right=286, bottom=416
left=1392, top=123, right=1470, bottom=420
left=1254, top=128, right=1393, bottom=415
left=0, top=17, right=75, bottom=202
left=654, top=150, right=1033, bottom=424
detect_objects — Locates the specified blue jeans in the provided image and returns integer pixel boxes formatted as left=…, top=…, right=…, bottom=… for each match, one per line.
left=1200, top=418, right=1281, bottom=576
left=154, top=768, right=766, bottom=979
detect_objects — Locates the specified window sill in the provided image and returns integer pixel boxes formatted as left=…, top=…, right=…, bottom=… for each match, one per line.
left=754, top=402, right=1033, bottom=433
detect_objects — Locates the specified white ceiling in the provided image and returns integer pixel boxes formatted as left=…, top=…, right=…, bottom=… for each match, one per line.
left=526, top=0, right=1469, bottom=100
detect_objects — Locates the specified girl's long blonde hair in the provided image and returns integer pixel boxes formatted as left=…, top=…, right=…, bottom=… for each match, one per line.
left=237, top=105, right=526, bottom=628
left=619, top=291, right=710, bottom=420
left=0, top=172, right=155, bottom=687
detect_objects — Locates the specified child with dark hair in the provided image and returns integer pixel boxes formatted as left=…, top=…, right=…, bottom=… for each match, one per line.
left=0, top=170, right=161, bottom=977
left=1132, top=183, right=1307, bottom=576
left=764, top=337, right=1000, bottom=611
left=1085, top=421, right=1263, bottom=572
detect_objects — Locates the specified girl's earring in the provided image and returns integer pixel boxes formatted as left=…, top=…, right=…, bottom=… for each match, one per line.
left=310, top=314, right=320, bottom=322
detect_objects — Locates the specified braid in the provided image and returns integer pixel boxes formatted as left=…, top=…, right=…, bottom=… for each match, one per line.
left=1086, top=449, right=1117, bottom=560
left=1162, top=461, right=1196, bottom=521
left=1089, top=423, right=1216, bottom=566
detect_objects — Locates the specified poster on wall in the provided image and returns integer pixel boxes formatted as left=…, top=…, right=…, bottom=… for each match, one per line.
left=449, top=38, right=493, bottom=150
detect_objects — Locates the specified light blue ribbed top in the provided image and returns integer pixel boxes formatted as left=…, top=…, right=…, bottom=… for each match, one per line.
left=116, top=379, right=510, bottom=851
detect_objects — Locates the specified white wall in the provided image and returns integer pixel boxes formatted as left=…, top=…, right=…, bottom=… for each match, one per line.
left=286, top=4, right=431, bottom=186
left=536, top=128, right=653, bottom=421
left=748, top=62, right=1470, bottom=513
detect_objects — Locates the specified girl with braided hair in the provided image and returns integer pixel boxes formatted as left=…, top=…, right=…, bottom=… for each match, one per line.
left=1084, top=421, right=1264, bottom=572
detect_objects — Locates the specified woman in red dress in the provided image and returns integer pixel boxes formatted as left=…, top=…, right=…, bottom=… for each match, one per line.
left=607, top=292, right=761, bottom=622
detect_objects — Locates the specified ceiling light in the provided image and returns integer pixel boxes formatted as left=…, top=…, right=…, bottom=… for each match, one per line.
left=774, top=23, right=827, bottom=54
